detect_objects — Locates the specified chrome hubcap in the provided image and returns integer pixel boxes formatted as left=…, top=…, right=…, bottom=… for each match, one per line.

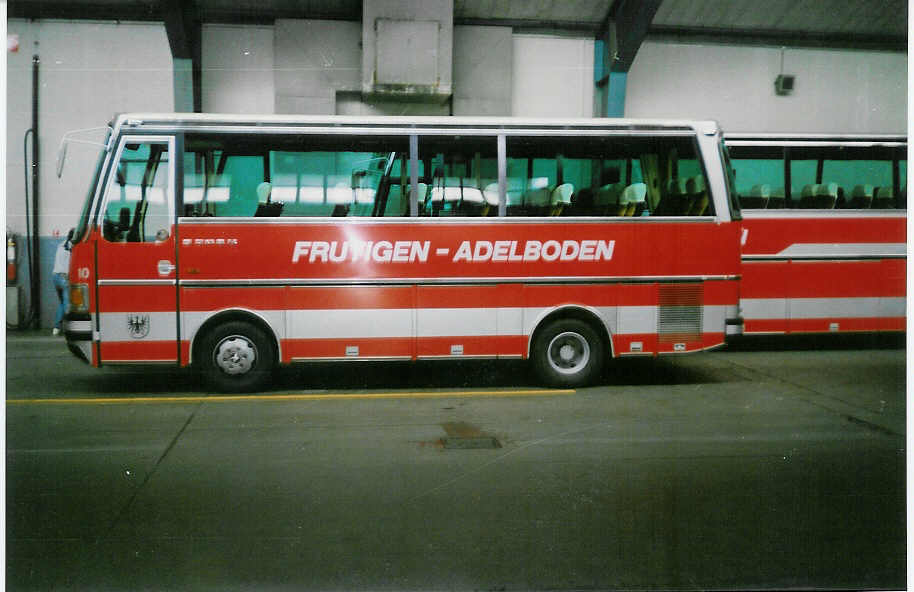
left=214, top=335, right=256, bottom=376
left=547, top=331, right=590, bottom=375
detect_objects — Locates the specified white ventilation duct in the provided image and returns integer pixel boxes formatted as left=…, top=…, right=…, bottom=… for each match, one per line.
left=362, top=0, right=453, bottom=102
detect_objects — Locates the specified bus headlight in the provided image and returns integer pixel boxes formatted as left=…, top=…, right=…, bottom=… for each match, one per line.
left=68, top=283, right=89, bottom=314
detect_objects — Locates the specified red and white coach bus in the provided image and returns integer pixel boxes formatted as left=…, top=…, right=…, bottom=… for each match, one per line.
left=725, top=133, right=906, bottom=335
left=62, top=113, right=744, bottom=392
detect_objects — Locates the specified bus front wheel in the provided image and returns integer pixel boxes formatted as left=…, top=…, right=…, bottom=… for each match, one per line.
left=197, top=320, right=275, bottom=393
left=532, top=319, right=604, bottom=388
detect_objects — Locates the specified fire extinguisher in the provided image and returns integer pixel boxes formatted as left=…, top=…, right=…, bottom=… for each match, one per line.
left=7, top=233, right=17, bottom=285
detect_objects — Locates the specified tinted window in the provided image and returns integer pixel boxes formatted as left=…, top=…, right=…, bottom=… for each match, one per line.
left=504, top=135, right=711, bottom=217
left=101, top=141, right=171, bottom=243
left=414, top=135, right=498, bottom=217
left=183, top=134, right=412, bottom=217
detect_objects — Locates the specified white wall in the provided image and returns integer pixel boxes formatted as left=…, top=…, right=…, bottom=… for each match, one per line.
left=273, top=19, right=361, bottom=115
left=453, top=25, right=513, bottom=116
left=202, top=25, right=275, bottom=114
left=511, top=35, right=594, bottom=117
left=625, top=41, right=907, bottom=133
left=7, top=19, right=174, bottom=237
left=197, top=24, right=595, bottom=119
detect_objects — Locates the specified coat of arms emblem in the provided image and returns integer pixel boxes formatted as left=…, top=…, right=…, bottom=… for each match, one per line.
left=127, top=314, right=150, bottom=339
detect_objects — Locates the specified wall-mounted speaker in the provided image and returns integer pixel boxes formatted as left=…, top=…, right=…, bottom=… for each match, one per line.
left=775, top=74, right=795, bottom=95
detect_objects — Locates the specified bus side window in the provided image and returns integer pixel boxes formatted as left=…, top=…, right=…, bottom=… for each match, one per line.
left=101, top=141, right=171, bottom=243
left=184, top=134, right=415, bottom=218
left=823, top=158, right=893, bottom=210
left=505, top=135, right=706, bottom=218
left=731, top=157, right=785, bottom=209
left=417, top=137, right=498, bottom=217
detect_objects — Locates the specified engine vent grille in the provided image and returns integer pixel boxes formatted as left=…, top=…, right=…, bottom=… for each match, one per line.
left=658, top=284, right=703, bottom=343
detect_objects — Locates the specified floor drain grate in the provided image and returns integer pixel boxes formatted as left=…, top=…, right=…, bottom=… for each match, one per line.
left=440, top=421, right=501, bottom=449
left=442, top=436, right=501, bottom=450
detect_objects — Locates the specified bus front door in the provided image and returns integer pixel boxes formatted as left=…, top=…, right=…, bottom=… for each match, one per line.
left=94, top=136, right=179, bottom=364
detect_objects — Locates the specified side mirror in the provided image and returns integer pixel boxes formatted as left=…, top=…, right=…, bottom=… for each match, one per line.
left=56, top=141, right=68, bottom=178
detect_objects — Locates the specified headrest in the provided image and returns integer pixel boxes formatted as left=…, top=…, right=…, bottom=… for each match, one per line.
left=876, top=186, right=894, bottom=198
left=749, top=184, right=770, bottom=197
left=256, top=181, right=272, bottom=203
left=686, top=175, right=705, bottom=193
left=816, top=182, right=838, bottom=197
left=621, top=182, right=647, bottom=204
left=551, top=183, right=574, bottom=205
left=851, top=184, right=873, bottom=198
left=667, top=178, right=687, bottom=195
left=483, top=182, right=499, bottom=206
left=800, top=184, right=819, bottom=198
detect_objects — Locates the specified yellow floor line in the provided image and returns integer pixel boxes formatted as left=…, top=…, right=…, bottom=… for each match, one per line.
left=7, top=389, right=575, bottom=405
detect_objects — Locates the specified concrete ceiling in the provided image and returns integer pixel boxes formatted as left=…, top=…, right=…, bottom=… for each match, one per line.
left=7, top=0, right=907, bottom=49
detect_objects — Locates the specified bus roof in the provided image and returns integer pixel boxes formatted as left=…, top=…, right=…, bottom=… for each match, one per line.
left=724, top=132, right=906, bottom=143
left=110, top=112, right=721, bottom=136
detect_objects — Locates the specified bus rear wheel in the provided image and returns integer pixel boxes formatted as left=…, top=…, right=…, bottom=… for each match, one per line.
left=532, top=319, right=604, bottom=388
left=197, top=320, right=275, bottom=393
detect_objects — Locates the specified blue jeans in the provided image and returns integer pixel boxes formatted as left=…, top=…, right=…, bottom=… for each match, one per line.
left=53, top=273, right=69, bottom=330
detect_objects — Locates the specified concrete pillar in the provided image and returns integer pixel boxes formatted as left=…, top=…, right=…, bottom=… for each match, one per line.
left=173, top=57, right=194, bottom=112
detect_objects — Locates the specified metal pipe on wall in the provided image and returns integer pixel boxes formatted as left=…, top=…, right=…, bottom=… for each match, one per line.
left=30, top=53, right=40, bottom=327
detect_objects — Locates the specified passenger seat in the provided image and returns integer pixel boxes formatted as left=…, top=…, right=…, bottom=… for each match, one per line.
left=767, top=188, right=786, bottom=209
left=799, top=184, right=819, bottom=208
left=740, top=184, right=770, bottom=209
left=655, top=178, right=688, bottom=215
left=686, top=175, right=707, bottom=215
left=595, top=182, right=625, bottom=216
left=872, top=186, right=895, bottom=209
left=550, top=183, right=574, bottom=216
left=845, top=184, right=873, bottom=209
left=619, top=183, right=647, bottom=217
left=813, top=182, right=838, bottom=209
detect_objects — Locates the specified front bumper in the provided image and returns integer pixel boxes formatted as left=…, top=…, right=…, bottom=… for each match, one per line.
left=64, top=313, right=93, bottom=364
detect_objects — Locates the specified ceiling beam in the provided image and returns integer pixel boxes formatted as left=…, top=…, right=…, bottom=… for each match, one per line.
left=162, top=0, right=201, bottom=112
left=162, top=0, right=199, bottom=60
left=648, top=25, right=907, bottom=52
left=597, top=0, right=663, bottom=73
left=8, top=1, right=161, bottom=21
left=7, top=1, right=361, bottom=25
left=454, top=17, right=597, bottom=35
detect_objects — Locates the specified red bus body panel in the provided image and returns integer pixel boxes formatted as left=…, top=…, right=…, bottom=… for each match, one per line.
left=167, top=219, right=742, bottom=366
left=740, top=212, right=906, bottom=334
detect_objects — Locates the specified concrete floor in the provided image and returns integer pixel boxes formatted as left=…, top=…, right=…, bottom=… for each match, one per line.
left=5, top=332, right=906, bottom=591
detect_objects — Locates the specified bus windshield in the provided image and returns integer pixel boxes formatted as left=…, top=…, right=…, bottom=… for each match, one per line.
left=72, top=146, right=107, bottom=244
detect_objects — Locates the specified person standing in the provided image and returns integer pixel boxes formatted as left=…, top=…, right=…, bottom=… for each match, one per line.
left=52, top=229, right=73, bottom=336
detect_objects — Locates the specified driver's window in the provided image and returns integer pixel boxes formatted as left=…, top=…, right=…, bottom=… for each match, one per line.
left=102, top=140, right=171, bottom=242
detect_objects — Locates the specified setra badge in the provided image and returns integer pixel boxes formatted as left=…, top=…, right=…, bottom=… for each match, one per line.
left=127, top=314, right=150, bottom=339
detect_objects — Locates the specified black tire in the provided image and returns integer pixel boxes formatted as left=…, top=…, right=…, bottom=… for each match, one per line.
left=532, top=318, right=604, bottom=388
left=196, top=320, right=275, bottom=393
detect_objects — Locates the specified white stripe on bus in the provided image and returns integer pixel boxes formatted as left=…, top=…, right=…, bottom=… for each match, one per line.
left=741, top=297, right=905, bottom=320
left=774, top=242, right=906, bottom=258
left=100, top=304, right=733, bottom=345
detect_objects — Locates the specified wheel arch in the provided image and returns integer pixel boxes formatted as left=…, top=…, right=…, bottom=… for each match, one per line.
left=188, top=308, right=282, bottom=368
left=527, top=305, right=615, bottom=360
